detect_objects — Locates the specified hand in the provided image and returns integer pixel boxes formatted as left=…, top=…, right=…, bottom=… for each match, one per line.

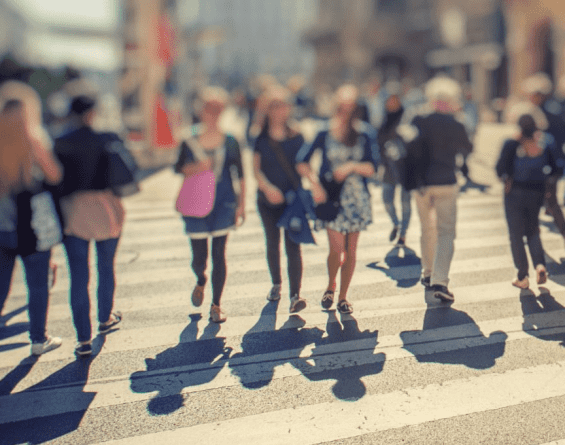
left=312, top=183, right=327, bottom=204
left=265, top=185, right=285, bottom=205
left=235, top=205, right=245, bottom=227
left=504, top=178, right=512, bottom=195
left=333, top=163, right=354, bottom=183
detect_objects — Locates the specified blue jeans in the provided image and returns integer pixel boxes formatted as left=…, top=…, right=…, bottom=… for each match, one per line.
left=63, top=236, right=120, bottom=342
left=382, top=183, right=411, bottom=237
left=0, top=247, right=51, bottom=343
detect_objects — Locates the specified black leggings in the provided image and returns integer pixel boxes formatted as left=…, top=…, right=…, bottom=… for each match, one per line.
left=257, top=200, right=302, bottom=296
left=190, top=235, right=227, bottom=306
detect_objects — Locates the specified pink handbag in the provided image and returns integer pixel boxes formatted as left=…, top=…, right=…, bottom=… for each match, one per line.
left=175, top=170, right=216, bottom=217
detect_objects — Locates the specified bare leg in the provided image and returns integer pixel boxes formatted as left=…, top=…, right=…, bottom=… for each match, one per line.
left=338, top=232, right=360, bottom=302
left=326, top=229, right=345, bottom=292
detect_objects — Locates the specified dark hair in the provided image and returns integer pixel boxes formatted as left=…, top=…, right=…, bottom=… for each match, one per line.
left=70, top=95, right=96, bottom=116
left=518, top=114, right=537, bottom=139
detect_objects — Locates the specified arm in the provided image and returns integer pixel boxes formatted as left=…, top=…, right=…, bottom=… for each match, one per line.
left=32, top=139, right=63, bottom=185
left=296, top=131, right=327, bottom=203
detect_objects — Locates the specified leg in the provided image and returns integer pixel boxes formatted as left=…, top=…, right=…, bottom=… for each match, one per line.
left=505, top=191, right=529, bottom=280
left=524, top=191, right=546, bottom=269
left=326, top=229, right=345, bottom=292
left=283, top=230, right=302, bottom=297
left=210, top=235, right=228, bottom=307
left=95, top=237, right=120, bottom=324
left=21, top=250, right=51, bottom=343
left=431, top=185, right=458, bottom=287
left=257, top=201, right=283, bottom=286
left=63, top=236, right=92, bottom=343
left=399, top=186, right=412, bottom=238
left=338, top=232, right=360, bottom=302
left=190, top=238, right=208, bottom=286
left=414, top=188, right=436, bottom=279
left=0, top=248, right=17, bottom=317
left=382, top=183, right=399, bottom=240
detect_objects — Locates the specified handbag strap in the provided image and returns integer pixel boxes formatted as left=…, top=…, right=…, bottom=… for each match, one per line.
left=267, top=137, right=302, bottom=190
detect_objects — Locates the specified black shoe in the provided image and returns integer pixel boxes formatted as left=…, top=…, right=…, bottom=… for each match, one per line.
left=420, top=276, right=431, bottom=288
left=396, top=237, right=406, bottom=247
left=432, top=285, right=454, bottom=302
left=389, top=226, right=399, bottom=242
left=98, top=311, right=122, bottom=334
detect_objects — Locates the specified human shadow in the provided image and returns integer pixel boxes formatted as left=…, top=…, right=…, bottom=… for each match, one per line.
left=539, top=219, right=561, bottom=235
left=130, top=313, right=231, bottom=416
left=520, top=288, right=565, bottom=346
left=229, top=300, right=324, bottom=389
left=544, top=254, right=565, bottom=287
left=367, top=246, right=421, bottom=288
left=292, top=310, right=385, bottom=401
left=0, top=335, right=104, bottom=444
left=0, top=304, right=30, bottom=342
left=400, top=304, right=507, bottom=369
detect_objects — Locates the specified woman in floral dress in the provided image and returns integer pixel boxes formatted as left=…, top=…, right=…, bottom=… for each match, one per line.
left=296, top=85, right=379, bottom=314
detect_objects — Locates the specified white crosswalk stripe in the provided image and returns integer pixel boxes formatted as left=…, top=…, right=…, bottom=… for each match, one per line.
left=3, top=158, right=565, bottom=445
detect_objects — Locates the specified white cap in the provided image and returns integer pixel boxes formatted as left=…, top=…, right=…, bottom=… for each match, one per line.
left=424, top=76, right=462, bottom=109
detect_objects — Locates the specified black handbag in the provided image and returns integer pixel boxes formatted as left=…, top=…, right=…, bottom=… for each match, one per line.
left=314, top=172, right=343, bottom=222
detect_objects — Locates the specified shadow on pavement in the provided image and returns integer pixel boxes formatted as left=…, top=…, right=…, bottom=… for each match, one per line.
left=0, top=335, right=104, bottom=444
left=366, top=245, right=421, bottom=288
left=0, top=304, right=30, bottom=342
left=459, top=177, right=491, bottom=194
left=229, top=300, right=324, bottom=389
left=400, top=297, right=507, bottom=369
left=130, top=313, right=231, bottom=416
left=292, top=310, right=385, bottom=401
left=520, top=288, right=565, bottom=346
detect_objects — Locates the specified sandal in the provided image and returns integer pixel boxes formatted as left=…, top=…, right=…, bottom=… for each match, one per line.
left=337, top=300, right=353, bottom=314
left=321, top=290, right=335, bottom=309
left=99, top=311, right=122, bottom=334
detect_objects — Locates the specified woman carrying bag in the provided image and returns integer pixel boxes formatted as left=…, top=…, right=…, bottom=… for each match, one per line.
left=0, top=82, right=64, bottom=356
left=175, top=87, right=245, bottom=323
left=496, top=113, right=556, bottom=289
left=296, top=85, right=379, bottom=314
left=253, top=85, right=308, bottom=313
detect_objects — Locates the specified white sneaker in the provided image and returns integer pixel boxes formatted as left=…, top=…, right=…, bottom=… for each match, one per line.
left=267, top=285, right=281, bottom=302
left=31, top=336, right=62, bottom=356
left=289, top=295, right=307, bottom=313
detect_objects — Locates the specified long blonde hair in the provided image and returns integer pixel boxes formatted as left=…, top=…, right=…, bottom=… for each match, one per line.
left=0, top=81, right=46, bottom=197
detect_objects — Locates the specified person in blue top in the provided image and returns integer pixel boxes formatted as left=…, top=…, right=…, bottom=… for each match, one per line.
left=253, top=85, right=307, bottom=313
left=496, top=114, right=556, bottom=289
left=174, top=87, right=246, bottom=323
left=296, top=85, right=379, bottom=314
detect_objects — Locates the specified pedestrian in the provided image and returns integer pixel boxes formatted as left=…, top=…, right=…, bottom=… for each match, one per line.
left=406, top=76, right=473, bottom=302
left=0, top=81, right=63, bottom=355
left=54, top=95, right=125, bottom=356
left=175, top=87, right=246, bottom=323
left=296, top=84, right=379, bottom=314
left=521, top=73, right=565, bottom=243
left=496, top=114, right=554, bottom=289
left=253, top=85, right=307, bottom=313
left=378, top=81, right=411, bottom=246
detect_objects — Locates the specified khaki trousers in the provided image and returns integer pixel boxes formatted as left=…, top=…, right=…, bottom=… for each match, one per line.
left=414, top=184, right=459, bottom=287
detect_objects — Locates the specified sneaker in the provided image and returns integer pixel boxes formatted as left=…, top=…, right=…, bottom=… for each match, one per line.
left=421, top=276, right=431, bottom=288
left=321, top=290, right=335, bottom=309
left=31, top=336, right=62, bottom=356
left=192, top=284, right=205, bottom=307
left=267, top=285, right=281, bottom=301
left=75, top=342, right=92, bottom=356
left=536, top=265, right=548, bottom=285
left=512, top=277, right=530, bottom=289
left=389, top=226, right=399, bottom=242
left=396, top=237, right=406, bottom=247
left=210, top=304, right=227, bottom=323
left=432, top=285, right=454, bottom=302
left=337, top=300, right=353, bottom=314
left=98, top=311, right=122, bottom=334
left=289, top=295, right=307, bottom=313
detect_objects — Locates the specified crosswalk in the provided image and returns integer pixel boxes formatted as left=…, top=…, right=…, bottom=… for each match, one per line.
left=3, top=146, right=565, bottom=444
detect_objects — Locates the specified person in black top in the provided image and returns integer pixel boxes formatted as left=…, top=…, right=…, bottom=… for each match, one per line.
left=496, top=114, right=554, bottom=289
left=406, top=76, right=473, bottom=303
left=253, top=85, right=307, bottom=313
